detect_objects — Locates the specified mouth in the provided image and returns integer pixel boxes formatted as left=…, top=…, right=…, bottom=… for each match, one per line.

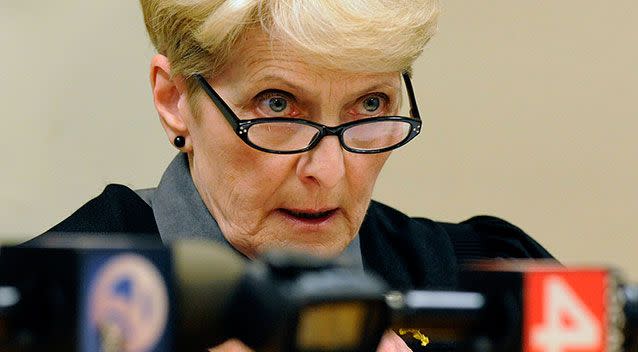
left=278, top=208, right=338, bottom=224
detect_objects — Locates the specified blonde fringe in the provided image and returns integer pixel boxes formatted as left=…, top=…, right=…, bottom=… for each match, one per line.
left=140, top=0, right=439, bottom=81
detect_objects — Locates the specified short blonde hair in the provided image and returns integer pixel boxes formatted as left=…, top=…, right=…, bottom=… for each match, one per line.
left=140, top=0, right=439, bottom=87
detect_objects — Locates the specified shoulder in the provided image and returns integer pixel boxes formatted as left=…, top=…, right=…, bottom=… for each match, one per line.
left=359, top=200, right=553, bottom=289
left=360, top=201, right=459, bottom=289
left=23, top=184, right=160, bottom=246
left=365, top=200, right=553, bottom=260
left=438, top=215, right=554, bottom=261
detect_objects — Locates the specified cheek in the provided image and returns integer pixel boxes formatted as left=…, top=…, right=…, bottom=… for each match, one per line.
left=342, top=153, right=390, bottom=226
left=347, top=153, right=390, bottom=195
left=224, top=155, right=295, bottom=212
left=190, top=117, right=295, bottom=218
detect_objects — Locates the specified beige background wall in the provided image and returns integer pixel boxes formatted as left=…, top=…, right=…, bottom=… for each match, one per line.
left=1, top=1, right=636, bottom=279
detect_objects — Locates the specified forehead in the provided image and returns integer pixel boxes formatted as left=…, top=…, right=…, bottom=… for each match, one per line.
left=214, top=28, right=402, bottom=92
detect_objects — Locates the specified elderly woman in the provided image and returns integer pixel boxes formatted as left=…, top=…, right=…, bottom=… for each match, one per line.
left=28, top=0, right=552, bottom=350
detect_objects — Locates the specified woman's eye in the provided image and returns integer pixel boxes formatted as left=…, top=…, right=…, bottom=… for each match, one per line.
left=268, top=97, right=288, bottom=113
left=363, top=96, right=381, bottom=112
left=256, top=91, right=294, bottom=116
left=355, top=94, right=388, bottom=116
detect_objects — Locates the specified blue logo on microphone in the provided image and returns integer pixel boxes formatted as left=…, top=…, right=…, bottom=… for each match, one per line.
left=88, top=254, right=169, bottom=352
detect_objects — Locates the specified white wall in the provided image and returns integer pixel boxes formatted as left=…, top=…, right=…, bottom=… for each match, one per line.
left=1, top=1, right=637, bottom=280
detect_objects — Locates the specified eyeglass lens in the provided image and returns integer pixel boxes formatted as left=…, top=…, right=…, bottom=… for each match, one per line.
left=247, top=122, right=320, bottom=151
left=343, top=120, right=412, bottom=151
left=246, top=120, right=412, bottom=152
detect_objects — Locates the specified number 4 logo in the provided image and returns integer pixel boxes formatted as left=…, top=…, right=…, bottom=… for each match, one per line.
left=524, top=271, right=606, bottom=352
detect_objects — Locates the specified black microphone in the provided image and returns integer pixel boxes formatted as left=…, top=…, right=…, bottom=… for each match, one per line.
left=0, top=235, right=180, bottom=352
left=0, top=236, right=389, bottom=352
left=173, top=243, right=390, bottom=352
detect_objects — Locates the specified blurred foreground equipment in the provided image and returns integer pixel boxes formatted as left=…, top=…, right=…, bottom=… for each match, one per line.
left=0, top=236, right=388, bottom=352
left=0, top=236, right=636, bottom=352
left=390, top=262, right=638, bottom=352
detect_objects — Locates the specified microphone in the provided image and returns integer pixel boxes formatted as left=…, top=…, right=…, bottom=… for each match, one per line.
left=173, top=243, right=390, bottom=352
left=388, top=262, right=638, bottom=352
left=0, top=235, right=181, bottom=352
left=0, top=236, right=389, bottom=352
left=2, top=237, right=637, bottom=352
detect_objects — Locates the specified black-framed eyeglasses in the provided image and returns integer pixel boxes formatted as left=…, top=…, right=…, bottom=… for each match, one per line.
left=194, top=72, right=422, bottom=154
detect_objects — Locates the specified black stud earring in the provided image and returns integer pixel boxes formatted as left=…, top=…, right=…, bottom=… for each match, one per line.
left=174, top=136, right=185, bottom=148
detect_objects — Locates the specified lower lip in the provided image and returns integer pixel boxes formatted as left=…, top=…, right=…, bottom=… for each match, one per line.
left=278, top=209, right=338, bottom=227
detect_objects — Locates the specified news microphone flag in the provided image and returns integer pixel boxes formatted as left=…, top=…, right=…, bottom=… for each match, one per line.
left=463, top=262, right=625, bottom=352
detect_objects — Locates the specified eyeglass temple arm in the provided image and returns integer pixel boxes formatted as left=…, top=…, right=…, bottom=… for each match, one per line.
left=194, top=74, right=240, bottom=129
left=402, top=72, right=421, bottom=120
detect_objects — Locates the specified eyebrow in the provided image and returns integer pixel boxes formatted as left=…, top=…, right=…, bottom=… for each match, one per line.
left=350, top=83, right=400, bottom=98
left=247, top=74, right=401, bottom=101
left=247, top=74, right=312, bottom=97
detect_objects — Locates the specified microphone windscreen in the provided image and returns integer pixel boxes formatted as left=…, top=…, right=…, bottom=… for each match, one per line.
left=171, top=241, right=247, bottom=349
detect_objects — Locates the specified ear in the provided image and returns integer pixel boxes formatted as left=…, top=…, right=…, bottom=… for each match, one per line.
left=150, top=54, right=193, bottom=152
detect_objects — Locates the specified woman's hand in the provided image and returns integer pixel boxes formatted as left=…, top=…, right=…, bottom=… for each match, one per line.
left=376, top=330, right=413, bottom=352
left=208, top=330, right=411, bottom=352
left=208, top=339, right=253, bottom=352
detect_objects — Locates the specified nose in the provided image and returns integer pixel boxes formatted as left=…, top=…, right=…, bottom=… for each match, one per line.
left=296, top=135, right=346, bottom=189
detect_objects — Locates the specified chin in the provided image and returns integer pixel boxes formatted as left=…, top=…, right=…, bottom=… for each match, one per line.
left=255, top=234, right=351, bottom=259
